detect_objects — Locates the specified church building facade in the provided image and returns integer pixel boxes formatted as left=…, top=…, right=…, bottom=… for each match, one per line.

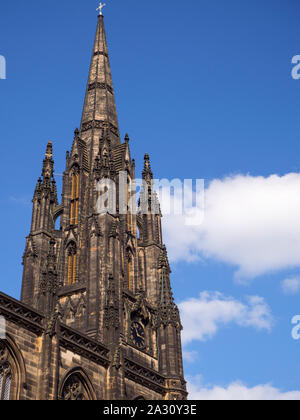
left=0, top=14, right=187, bottom=400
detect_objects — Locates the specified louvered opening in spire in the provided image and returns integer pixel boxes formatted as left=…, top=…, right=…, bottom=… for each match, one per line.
left=80, top=15, right=120, bottom=147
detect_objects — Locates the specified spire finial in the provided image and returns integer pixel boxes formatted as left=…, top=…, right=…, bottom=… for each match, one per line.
left=45, top=141, right=53, bottom=159
left=80, top=1, right=120, bottom=146
left=42, top=142, right=54, bottom=181
left=97, top=2, right=106, bottom=16
left=143, top=153, right=153, bottom=177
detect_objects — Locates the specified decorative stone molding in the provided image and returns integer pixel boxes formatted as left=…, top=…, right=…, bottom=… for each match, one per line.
left=81, top=120, right=119, bottom=138
left=59, top=325, right=110, bottom=368
left=88, top=81, right=113, bottom=95
left=124, top=358, right=165, bottom=395
left=0, top=293, right=44, bottom=334
left=93, top=51, right=108, bottom=58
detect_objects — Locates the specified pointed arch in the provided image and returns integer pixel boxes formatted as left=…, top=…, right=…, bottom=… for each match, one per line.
left=138, top=249, right=145, bottom=291
left=53, top=204, right=64, bottom=231
left=70, top=165, right=80, bottom=226
left=0, top=334, right=27, bottom=400
left=126, top=246, right=134, bottom=292
left=136, top=218, right=144, bottom=242
left=66, top=241, right=77, bottom=285
left=126, top=175, right=133, bottom=232
left=59, top=368, right=96, bottom=401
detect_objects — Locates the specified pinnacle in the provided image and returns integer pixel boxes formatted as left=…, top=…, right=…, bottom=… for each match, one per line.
left=41, top=142, right=55, bottom=184
left=158, top=246, right=170, bottom=271
left=45, top=141, right=53, bottom=159
left=142, top=153, right=153, bottom=180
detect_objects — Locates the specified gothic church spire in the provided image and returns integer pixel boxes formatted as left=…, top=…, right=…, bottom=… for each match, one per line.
left=80, top=15, right=120, bottom=147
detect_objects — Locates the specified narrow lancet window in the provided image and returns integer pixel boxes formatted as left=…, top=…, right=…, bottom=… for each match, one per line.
left=127, top=177, right=133, bottom=232
left=128, top=257, right=132, bottom=291
left=67, top=243, right=77, bottom=285
left=70, top=171, right=80, bottom=225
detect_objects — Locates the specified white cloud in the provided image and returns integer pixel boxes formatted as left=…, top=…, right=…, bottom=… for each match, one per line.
left=179, top=292, right=273, bottom=344
left=188, top=376, right=300, bottom=400
left=183, top=350, right=198, bottom=363
left=162, top=173, right=300, bottom=279
left=281, top=277, right=300, bottom=295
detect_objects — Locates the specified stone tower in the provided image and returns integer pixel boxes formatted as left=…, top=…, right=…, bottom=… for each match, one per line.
left=0, top=14, right=187, bottom=400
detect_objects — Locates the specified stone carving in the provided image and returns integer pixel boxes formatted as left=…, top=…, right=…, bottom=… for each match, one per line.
left=62, top=375, right=86, bottom=400
left=88, top=81, right=113, bottom=95
left=60, top=292, right=87, bottom=324
left=104, top=274, right=119, bottom=329
left=59, top=325, right=110, bottom=368
left=81, top=120, right=119, bottom=137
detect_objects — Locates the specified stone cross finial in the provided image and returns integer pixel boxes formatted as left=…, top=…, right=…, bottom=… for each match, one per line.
left=97, top=2, right=106, bottom=16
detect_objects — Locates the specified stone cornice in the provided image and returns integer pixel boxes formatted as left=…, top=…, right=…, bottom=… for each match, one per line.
left=57, top=284, right=87, bottom=298
left=88, top=81, right=113, bottom=95
left=93, top=51, right=108, bottom=58
left=0, top=292, right=44, bottom=334
left=81, top=120, right=119, bottom=137
left=124, top=358, right=165, bottom=395
left=59, top=324, right=110, bottom=368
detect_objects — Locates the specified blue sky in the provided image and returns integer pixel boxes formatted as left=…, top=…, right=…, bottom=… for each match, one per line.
left=1, top=0, right=300, bottom=399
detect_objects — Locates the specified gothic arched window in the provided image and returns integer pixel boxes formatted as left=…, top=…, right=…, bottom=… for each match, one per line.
left=0, top=362, right=11, bottom=400
left=62, top=375, right=86, bottom=400
left=127, top=176, right=133, bottom=232
left=128, top=254, right=132, bottom=291
left=60, top=371, right=96, bottom=401
left=67, top=243, right=77, bottom=285
left=126, top=248, right=134, bottom=292
left=0, top=338, right=25, bottom=401
left=70, top=168, right=80, bottom=226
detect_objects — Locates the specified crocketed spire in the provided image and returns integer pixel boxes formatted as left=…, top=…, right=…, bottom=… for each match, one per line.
left=80, top=15, right=120, bottom=147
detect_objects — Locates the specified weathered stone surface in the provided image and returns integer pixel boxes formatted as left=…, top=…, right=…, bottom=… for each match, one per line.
left=0, top=15, right=187, bottom=401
